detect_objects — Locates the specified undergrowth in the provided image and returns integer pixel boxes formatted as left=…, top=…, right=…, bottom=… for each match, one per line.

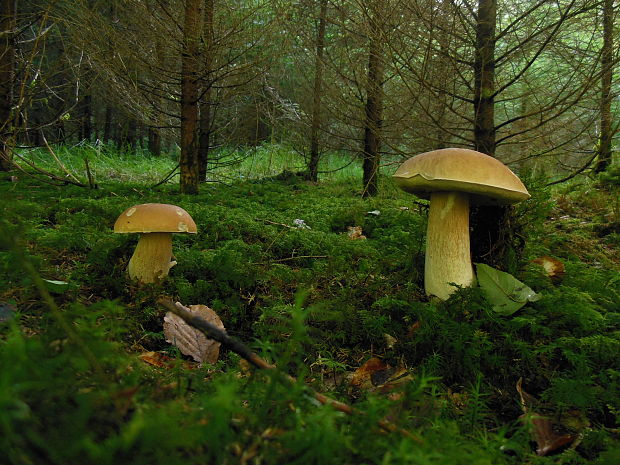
left=0, top=147, right=618, bottom=464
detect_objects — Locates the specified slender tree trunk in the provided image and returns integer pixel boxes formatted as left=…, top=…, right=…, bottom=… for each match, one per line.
left=431, top=0, right=452, bottom=149
left=127, top=118, right=137, bottom=149
left=361, top=5, right=384, bottom=198
left=103, top=106, right=113, bottom=145
left=473, top=0, right=496, bottom=156
left=198, top=97, right=212, bottom=180
left=470, top=0, right=515, bottom=269
left=148, top=128, right=161, bottom=156
left=82, top=94, right=92, bottom=142
left=0, top=0, right=16, bottom=171
left=198, top=0, right=214, bottom=182
left=180, top=0, right=203, bottom=194
left=595, top=0, right=614, bottom=173
left=308, top=0, right=328, bottom=182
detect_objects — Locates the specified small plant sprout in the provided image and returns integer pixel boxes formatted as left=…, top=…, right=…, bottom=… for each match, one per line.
left=114, top=203, right=197, bottom=284
left=393, top=148, right=530, bottom=300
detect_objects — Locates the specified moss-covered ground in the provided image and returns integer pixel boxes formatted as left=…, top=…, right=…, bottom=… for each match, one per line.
left=1, top=150, right=618, bottom=464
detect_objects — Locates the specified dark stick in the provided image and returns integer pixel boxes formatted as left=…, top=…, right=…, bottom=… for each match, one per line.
left=157, top=298, right=422, bottom=442
left=158, top=298, right=272, bottom=370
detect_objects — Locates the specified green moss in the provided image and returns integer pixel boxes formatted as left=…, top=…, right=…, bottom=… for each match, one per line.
left=1, top=148, right=618, bottom=463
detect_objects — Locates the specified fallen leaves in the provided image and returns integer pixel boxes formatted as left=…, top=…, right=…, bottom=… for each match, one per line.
left=164, top=304, right=225, bottom=364
left=138, top=351, right=195, bottom=370
left=532, top=256, right=565, bottom=282
left=516, top=378, right=581, bottom=456
left=349, top=357, right=411, bottom=395
left=475, top=263, right=541, bottom=315
left=347, top=226, right=366, bottom=240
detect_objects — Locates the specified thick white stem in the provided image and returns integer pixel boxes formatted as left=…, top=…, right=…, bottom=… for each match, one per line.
left=127, top=233, right=176, bottom=284
left=425, top=192, right=475, bottom=300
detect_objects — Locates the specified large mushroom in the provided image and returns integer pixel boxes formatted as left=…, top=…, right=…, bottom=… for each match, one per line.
left=114, top=203, right=197, bottom=284
left=393, top=148, right=530, bottom=300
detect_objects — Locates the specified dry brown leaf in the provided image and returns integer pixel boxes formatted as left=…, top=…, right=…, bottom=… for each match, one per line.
left=139, top=351, right=176, bottom=369
left=350, top=357, right=389, bottom=389
left=164, top=304, right=225, bottom=364
left=516, top=378, right=579, bottom=456
left=532, top=256, right=565, bottom=282
left=138, top=351, right=197, bottom=370
left=349, top=357, right=411, bottom=393
left=406, top=321, right=421, bottom=339
left=522, top=414, right=578, bottom=456
left=347, top=226, right=366, bottom=240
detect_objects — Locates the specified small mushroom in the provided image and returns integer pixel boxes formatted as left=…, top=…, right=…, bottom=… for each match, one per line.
left=114, top=203, right=197, bottom=284
left=393, top=148, right=530, bottom=300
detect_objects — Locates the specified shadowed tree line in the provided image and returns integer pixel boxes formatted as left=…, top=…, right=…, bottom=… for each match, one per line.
left=0, top=0, right=617, bottom=194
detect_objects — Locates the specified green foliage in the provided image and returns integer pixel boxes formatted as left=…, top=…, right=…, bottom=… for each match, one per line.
left=476, top=263, right=541, bottom=315
left=1, top=146, right=618, bottom=463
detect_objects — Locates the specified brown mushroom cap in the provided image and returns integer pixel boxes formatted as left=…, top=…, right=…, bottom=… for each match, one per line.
left=393, top=148, right=530, bottom=205
left=113, top=203, right=197, bottom=234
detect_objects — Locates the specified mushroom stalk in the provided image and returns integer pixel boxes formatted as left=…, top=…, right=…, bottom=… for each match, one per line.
left=127, top=232, right=177, bottom=283
left=425, top=192, right=476, bottom=299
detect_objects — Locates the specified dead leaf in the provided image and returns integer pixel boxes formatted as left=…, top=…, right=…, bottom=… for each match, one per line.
left=350, top=357, right=389, bottom=390
left=447, top=388, right=468, bottom=413
left=406, top=321, right=421, bottom=339
left=516, top=377, right=539, bottom=412
left=349, top=357, right=411, bottom=393
left=139, top=351, right=176, bottom=369
left=516, top=378, right=579, bottom=456
left=261, top=427, right=285, bottom=440
left=384, top=333, right=397, bottom=349
left=164, top=304, right=225, bottom=364
left=522, top=414, right=578, bottom=456
left=532, top=256, right=565, bottom=282
left=347, top=226, right=366, bottom=240
left=138, top=351, right=197, bottom=371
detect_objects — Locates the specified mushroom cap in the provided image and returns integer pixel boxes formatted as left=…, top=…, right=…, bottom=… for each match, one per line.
left=393, top=148, right=530, bottom=205
left=113, top=203, right=197, bottom=234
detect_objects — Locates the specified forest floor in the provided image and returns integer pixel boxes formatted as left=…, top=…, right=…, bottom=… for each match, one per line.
left=1, top=149, right=619, bottom=465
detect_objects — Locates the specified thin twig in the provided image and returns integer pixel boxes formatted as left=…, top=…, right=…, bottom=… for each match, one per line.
left=41, top=132, right=85, bottom=185
left=84, top=157, right=96, bottom=189
left=12, top=151, right=87, bottom=187
left=255, top=218, right=297, bottom=229
left=151, top=163, right=180, bottom=188
left=254, top=255, right=329, bottom=266
left=157, top=298, right=422, bottom=442
left=545, top=152, right=597, bottom=186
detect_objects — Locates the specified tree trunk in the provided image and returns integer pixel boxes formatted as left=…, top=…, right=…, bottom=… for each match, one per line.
left=103, top=106, right=113, bottom=145
left=431, top=0, right=452, bottom=149
left=0, top=0, right=16, bottom=171
left=180, top=0, right=203, bottom=194
left=470, top=0, right=517, bottom=270
left=308, top=0, right=328, bottom=182
left=198, top=0, right=214, bottom=182
left=127, top=118, right=137, bottom=149
left=361, top=6, right=384, bottom=198
left=82, top=94, right=92, bottom=142
left=198, top=99, right=212, bottom=180
left=148, top=127, right=162, bottom=156
left=595, top=0, right=614, bottom=173
left=473, top=0, right=496, bottom=156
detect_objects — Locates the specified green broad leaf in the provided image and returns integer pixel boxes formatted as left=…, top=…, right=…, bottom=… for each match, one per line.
left=475, top=263, right=541, bottom=316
